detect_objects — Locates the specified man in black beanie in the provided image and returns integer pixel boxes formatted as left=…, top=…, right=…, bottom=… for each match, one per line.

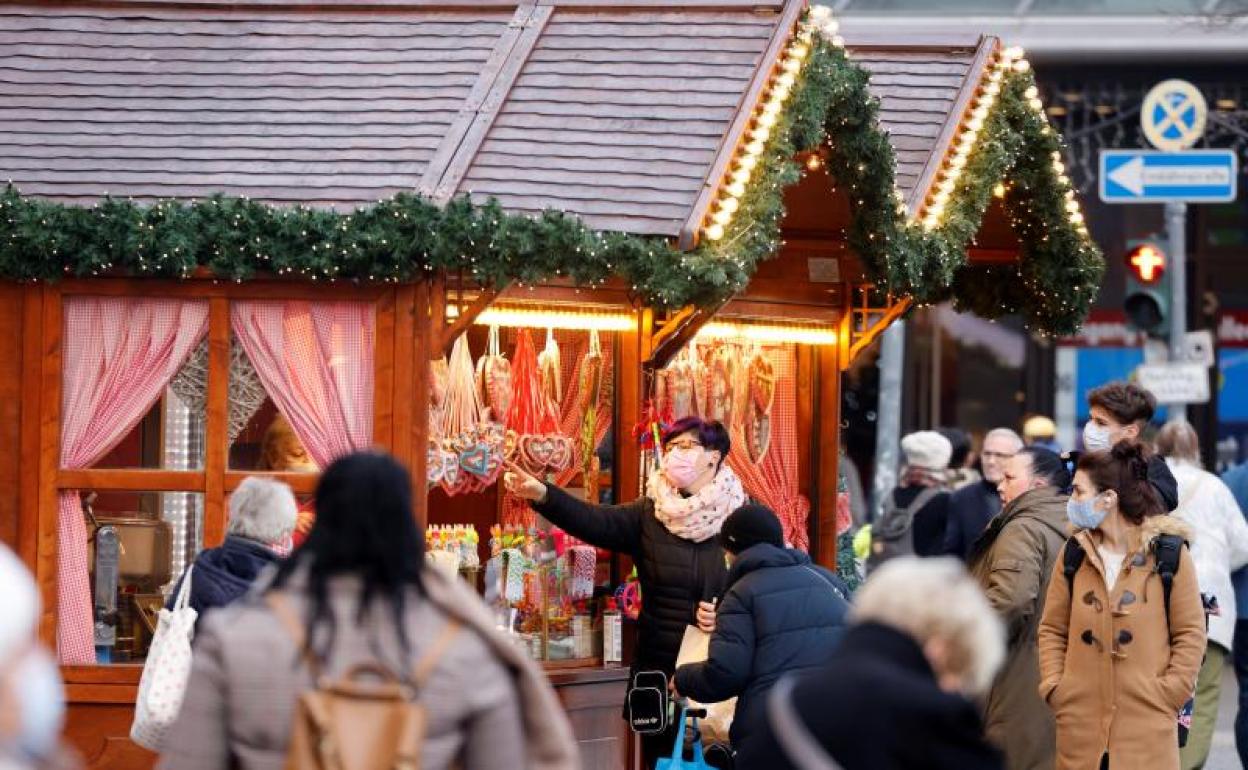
left=674, top=504, right=850, bottom=768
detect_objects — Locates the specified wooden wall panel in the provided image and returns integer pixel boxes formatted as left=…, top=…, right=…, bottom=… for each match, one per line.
left=0, top=283, right=24, bottom=549
left=63, top=702, right=155, bottom=770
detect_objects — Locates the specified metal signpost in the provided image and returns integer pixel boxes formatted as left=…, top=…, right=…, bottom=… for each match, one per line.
left=1099, top=79, right=1239, bottom=420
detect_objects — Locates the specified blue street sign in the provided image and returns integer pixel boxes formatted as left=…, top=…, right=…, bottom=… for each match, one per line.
left=1099, top=149, right=1238, bottom=203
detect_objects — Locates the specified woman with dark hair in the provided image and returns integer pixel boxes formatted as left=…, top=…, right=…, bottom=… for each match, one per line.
left=505, top=416, right=746, bottom=768
left=1038, top=441, right=1205, bottom=770
left=159, top=452, right=577, bottom=770
left=969, top=446, right=1071, bottom=770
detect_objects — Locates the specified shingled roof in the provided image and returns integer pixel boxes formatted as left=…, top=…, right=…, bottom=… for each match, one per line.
left=0, top=0, right=991, bottom=238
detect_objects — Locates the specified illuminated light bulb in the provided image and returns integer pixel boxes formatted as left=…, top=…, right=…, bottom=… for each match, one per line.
left=705, top=223, right=725, bottom=241
left=751, top=126, right=771, bottom=143
left=967, top=116, right=984, bottom=132
left=791, top=43, right=809, bottom=60
left=719, top=197, right=739, bottom=214
left=993, top=183, right=1006, bottom=198
left=776, top=72, right=796, bottom=90
left=1066, top=200, right=1080, bottom=214
left=948, top=155, right=967, bottom=170
left=732, top=168, right=751, bottom=185
left=823, top=20, right=840, bottom=35
left=1070, top=212, right=1084, bottom=225
left=806, top=154, right=823, bottom=171
left=783, top=58, right=802, bottom=74
left=831, top=35, right=845, bottom=47
left=712, top=208, right=733, bottom=226
left=771, top=84, right=792, bottom=102
left=810, top=4, right=832, bottom=19
left=1029, top=98, right=1044, bottom=111
left=745, top=140, right=765, bottom=156
left=985, top=82, right=1001, bottom=96
left=738, top=155, right=757, bottom=171
left=1014, top=59, right=1031, bottom=72
left=1004, top=45, right=1025, bottom=60
left=972, top=105, right=990, bottom=122
left=762, top=99, right=783, bottom=117
left=727, top=181, right=747, bottom=198
left=1025, top=86, right=1039, bottom=99
left=757, top=112, right=777, bottom=129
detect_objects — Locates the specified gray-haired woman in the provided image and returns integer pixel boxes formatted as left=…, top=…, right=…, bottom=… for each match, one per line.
left=166, top=476, right=298, bottom=626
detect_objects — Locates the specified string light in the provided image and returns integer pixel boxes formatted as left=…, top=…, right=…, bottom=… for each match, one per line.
left=699, top=321, right=838, bottom=346
left=473, top=306, right=635, bottom=331
left=700, top=8, right=828, bottom=243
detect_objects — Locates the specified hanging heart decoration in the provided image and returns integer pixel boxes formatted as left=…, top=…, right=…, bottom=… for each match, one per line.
left=476, top=324, right=513, bottom=423
left=506, top=328, right=572, bottom=476
left=579, top=329, right=606, bottom=500
left=708, top=344, right=737, bottom=426
left=427, top=439, right=457, bottom=486
left=438, top=334, right=507, bottom=496
left=745, top=348, right=776, bottom=463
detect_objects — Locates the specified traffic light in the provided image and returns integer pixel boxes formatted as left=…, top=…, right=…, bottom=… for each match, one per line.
left=1123, top=238, right=1170, bottom=338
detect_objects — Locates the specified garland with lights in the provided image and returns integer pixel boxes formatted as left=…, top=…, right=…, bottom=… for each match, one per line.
left=0, top=8, right=1101, bottom=333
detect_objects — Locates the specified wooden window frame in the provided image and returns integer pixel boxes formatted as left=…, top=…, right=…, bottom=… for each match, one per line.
left=39, top=279, right=407, bottom=678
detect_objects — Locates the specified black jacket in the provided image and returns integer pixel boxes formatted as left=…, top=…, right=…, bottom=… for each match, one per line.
left=752, top=622, right=1003, bottom=770
left=942, top=480, right=1002, bottom=561
left=167, top=535, right=280, bottom=628
left=889, top=485, right=952, bottom=557
left=533, top=485, right=728, bottom=675
left=674, top=544, right=849, bottom=767
left=1149, top=454, right=1179, bottom=511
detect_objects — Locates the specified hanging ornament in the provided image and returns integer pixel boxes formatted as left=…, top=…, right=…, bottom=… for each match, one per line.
left=745, top=347, right=776, bottom=463
left=475, top=324, right=513, bottom=423
left=439, top=335, right=509, bottom=495
left=506, top=329, right=574, bottom=477
left=708, top=343, right=737, bottom=426
left=538, top=327, right=563, bottom=407
left=579, top=329, right=605, bottom=501
left=663, top=342, right=698, bottom=420
left=425, top=356, right=457, bottom=487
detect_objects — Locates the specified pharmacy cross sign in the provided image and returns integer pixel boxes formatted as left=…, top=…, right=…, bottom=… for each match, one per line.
left=1141, top=79, right=1207, bottom=152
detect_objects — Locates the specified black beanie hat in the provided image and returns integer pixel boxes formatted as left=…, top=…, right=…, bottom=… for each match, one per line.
left=719, top=504, right=784, bottom=554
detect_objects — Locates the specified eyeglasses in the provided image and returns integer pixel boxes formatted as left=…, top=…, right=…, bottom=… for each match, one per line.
left=666, top=439, right=703, bottom=451
left=981, top=451, right=1016, bottom=461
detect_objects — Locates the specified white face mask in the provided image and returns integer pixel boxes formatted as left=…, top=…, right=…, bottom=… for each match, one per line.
left=1083, top=421, right=1113, bottom=452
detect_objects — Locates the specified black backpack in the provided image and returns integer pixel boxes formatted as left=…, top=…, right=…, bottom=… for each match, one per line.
left=1060, top=533, right=1194, bottom=747
left=867, top=488, right=938, bottom=575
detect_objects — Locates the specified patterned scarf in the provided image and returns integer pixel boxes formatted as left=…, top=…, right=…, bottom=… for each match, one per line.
left=647, top=465, right=747, bottom=543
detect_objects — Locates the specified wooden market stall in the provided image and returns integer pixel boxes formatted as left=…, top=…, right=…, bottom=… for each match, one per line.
left=0, top=1, right=1102, bottom=769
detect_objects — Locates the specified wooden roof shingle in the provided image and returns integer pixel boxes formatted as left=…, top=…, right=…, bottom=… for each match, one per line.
left=0, top=0, right=997, bottom=237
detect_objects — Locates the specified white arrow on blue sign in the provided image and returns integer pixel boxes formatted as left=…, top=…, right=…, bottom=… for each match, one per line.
left=1100, top=149, right=1238, bottom=203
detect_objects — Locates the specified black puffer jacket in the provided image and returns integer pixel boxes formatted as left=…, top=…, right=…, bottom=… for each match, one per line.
left=533, top=484, right=728, bottom=675
left=674, top=544, right=849, bottom=766
left=167, top=535, right=280, bottom=630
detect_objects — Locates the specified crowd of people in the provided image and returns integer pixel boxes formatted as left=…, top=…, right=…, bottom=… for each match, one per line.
left=9, top=380, right=1248, bottom=770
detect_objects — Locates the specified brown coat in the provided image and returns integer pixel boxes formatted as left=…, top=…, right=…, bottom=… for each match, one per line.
left=970, top=486, right=1069, bottom=770
left=1037, top=515, right=1205, bottom=770
left=158, top=567, right=578, bottom=770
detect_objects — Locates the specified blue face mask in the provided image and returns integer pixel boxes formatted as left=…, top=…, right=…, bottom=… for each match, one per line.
left=1067, top=495, right=1107, bottom=530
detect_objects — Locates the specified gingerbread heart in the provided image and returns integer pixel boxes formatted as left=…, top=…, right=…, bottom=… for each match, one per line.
left=460, top=443, right=492, bottom=479
left=548, top=435, right=574, bottom=471
left=521, top=435, right=557, bottom=470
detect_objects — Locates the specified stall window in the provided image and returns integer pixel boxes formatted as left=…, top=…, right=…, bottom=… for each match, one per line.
left=52, top=291, right=379, bottom=665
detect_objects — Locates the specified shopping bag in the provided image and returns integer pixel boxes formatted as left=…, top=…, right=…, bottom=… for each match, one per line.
left=676, top=626, right=736, bottom=744
left=656, top=707, right=714, bottom=770
left=130, top=566, right=198, bottom=751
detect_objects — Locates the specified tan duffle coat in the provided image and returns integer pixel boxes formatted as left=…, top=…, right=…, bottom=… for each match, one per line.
left=1037, top=515, right=1205, bottom=770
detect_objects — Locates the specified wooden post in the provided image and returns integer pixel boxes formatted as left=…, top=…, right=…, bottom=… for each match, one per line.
left=203, top=297, right=229, bottom=549
left=815, top=342, right=841, bottom=570
left=411, top=280, right=432, bottom=529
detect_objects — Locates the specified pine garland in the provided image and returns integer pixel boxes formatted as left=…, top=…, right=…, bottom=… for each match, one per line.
left=0, top=14, right=1101, bottom=334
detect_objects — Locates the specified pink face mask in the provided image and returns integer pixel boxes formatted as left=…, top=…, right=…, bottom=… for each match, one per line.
left=663, top=447, right=705, bottom=489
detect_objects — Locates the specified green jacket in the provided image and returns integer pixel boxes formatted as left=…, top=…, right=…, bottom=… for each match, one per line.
left=969, top=486, right=1068, bottom=770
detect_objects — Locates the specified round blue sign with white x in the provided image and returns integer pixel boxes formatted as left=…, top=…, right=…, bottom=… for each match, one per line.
left=1141, top=79, right=1207, bottom=152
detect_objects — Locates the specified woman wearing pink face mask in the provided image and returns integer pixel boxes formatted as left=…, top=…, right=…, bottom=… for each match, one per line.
left=506, top=416, right=745, bottom=768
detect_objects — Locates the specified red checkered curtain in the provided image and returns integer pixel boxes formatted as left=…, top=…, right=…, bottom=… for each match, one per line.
left=58, top=297, right=209, bottom=663
left=725, top=344, right=813, bottom=550
left=231, top=300, right=375, bottom=469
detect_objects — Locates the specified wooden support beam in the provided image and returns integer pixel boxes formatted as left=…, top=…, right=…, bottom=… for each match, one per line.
left=846, top=296, right=913, bottom=368
left=816, top=342, right=841, bottom=570
left=439, top=284, right=504, bottom=354
left=411, top=280, right=432, bottom=529
left=645, top=299, right=730, bottom=371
